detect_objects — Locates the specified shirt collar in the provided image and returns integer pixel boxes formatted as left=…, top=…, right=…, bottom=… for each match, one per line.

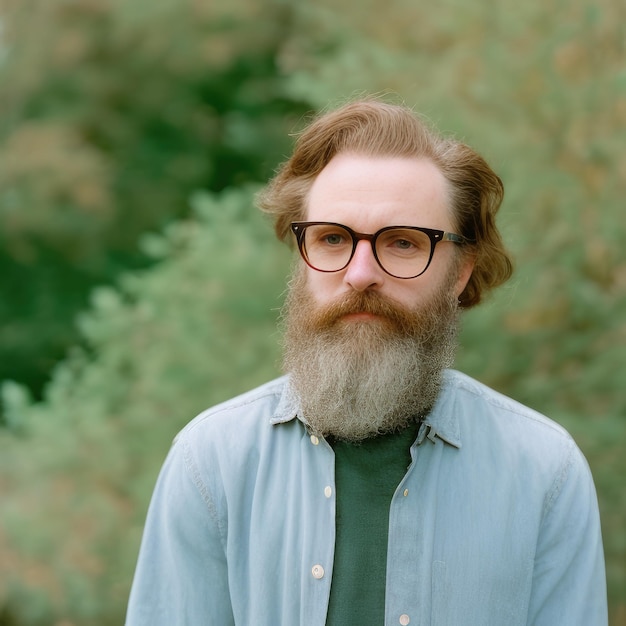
left=417, top=371, right=462, bottom=448
left=269, top=370, right=462, bottom=449
left=270, top=377, right=300, bottom=426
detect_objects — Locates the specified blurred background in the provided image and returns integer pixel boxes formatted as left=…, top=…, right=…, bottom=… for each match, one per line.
left=0, top=0, right=623, bottom=623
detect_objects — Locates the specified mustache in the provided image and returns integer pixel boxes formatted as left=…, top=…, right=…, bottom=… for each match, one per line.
left=304, top=290, right=421, bottom=336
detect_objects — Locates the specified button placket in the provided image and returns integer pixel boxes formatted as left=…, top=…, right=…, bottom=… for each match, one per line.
left=306, top=430, right=332, bottom=590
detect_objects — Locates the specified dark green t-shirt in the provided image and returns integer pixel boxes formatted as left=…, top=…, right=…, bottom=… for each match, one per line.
left=326, top=424, right=419, bottom=625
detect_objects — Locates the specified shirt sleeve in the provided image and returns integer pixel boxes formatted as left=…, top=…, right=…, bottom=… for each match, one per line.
left=527, top=440, right=607, bottom=625
left=125, top=435, right=235, bottom=625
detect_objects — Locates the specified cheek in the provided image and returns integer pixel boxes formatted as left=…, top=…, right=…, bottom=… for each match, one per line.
left=305, top=269, right=339, bottom=303
left=291, top=263, right=331, bottom=303
left=389, top=273, right=452, bottom=310
left=390, top=286, right=426, bottom=309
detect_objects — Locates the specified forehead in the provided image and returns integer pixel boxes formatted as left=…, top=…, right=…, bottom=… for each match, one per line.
left=305, top=153, right=454, bottom=230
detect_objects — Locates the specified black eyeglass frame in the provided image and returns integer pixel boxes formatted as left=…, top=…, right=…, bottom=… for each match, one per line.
left=290, top=221, right=473, bottom=279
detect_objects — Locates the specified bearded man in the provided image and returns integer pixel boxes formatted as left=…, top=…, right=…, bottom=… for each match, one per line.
left=126, top=99, right=607, bottom=626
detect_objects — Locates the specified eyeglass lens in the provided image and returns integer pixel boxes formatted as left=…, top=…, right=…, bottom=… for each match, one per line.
left=301, top=223, right=433, bottom=279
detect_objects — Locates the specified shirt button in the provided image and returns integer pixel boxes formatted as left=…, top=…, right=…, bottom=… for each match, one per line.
left=311, top=564, right=325, bottom=579
left=403, top=489, right=409, bottom=497
left=399, top=614, right=410, bottom=625
left=324, top=486, right=332, bottom=498
left=310, top=435, right=320, bottom=445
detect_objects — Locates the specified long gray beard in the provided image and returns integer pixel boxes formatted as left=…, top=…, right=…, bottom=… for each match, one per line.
left=281, top=269, right=460, bottom=442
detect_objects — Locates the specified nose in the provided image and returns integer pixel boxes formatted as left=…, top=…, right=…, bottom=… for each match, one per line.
left=343, top=240, right=385, bottom=292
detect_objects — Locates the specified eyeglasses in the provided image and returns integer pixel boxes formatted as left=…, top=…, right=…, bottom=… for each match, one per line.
left=291, top=221, right=472, bottom=279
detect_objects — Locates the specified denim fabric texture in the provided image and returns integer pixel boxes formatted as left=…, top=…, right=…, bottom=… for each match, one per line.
left=126, top=370, right=607, bottom=625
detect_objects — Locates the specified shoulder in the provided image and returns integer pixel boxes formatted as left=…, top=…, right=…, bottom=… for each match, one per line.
left=439, top=370, right=586, bottom=479
left=164, top=377, right=304, bottom=514
left=438, top=370, right=595, bottom=511
left=443, top=369, right=572, bottom=441
left=171, top=376, right=296, bottom=465
left=174, top=376, right=289, bottom=440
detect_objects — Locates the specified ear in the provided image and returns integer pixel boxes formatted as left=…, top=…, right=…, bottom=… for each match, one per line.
left=454, top=255, right=475, bottom=300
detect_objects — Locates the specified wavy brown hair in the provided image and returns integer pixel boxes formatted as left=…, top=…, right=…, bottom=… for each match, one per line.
left=257, top=98, right=513, bottom=308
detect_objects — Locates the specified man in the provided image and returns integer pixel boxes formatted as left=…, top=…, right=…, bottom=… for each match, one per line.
left=126, top=99, right=607, bottom=625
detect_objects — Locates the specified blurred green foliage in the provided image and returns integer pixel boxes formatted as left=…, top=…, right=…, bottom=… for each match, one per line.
left=0, top=0, right=624, bottom=624
left=1, top=188, right=290, bottom=624
left=0, top=0, right=308, bottom=395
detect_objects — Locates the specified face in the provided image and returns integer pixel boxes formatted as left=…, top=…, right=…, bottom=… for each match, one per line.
left=282, top=153, right=474, bottom=441
left=303, top=153, right=474, bottom=311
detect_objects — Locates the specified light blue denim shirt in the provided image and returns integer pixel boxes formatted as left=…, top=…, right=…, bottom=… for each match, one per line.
left=126, top=370, right=607, bottom=625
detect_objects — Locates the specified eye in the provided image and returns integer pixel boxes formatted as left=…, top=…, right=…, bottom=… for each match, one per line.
left=323, top=232, right=345, bottom=245
left=378, top=229, right=430, bottom=257
left=311, top=227, right=350, bottom=248
left=392, top=238, right=415, bottom=250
